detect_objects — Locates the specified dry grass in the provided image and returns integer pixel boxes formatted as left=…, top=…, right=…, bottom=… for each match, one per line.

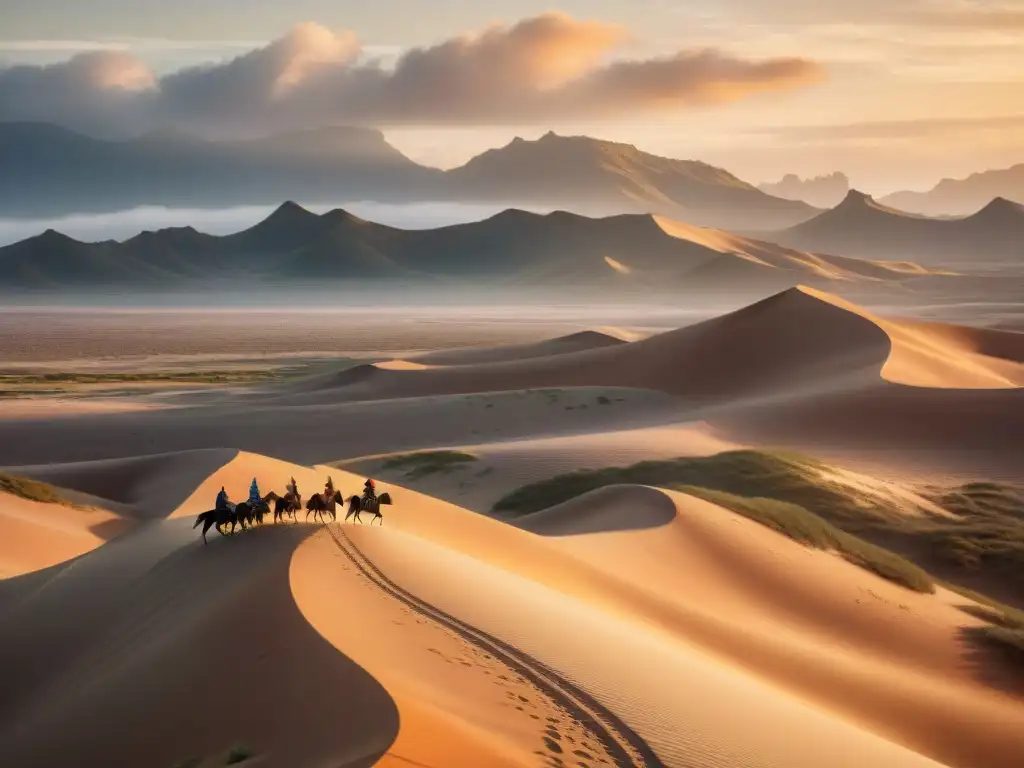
left=0, top=472, right=71, bottom=506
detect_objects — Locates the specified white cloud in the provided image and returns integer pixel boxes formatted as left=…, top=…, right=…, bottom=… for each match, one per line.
left=0, top=13, right=822, bottom=136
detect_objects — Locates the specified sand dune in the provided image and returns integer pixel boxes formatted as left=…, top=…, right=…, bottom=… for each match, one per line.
left=282, top=286, right=1021, bottom=406
left=413, top=330, right=626, bottom=366
left=0, top=494, right=130, bottom=578
left=338, top=472, right=1024, bottom=767
left=2, top=441, right=1023, bottom=766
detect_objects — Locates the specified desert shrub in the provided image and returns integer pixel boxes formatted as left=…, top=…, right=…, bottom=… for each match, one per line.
left=0, top=472, right=69, bottom=505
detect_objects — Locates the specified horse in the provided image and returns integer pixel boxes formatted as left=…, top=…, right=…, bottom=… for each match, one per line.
left=193, top=502, right=248, bottom=543
left=305, top=490, right=341, bottom=524
left=265, top=490, right=301, bottom=523
left=345, top=492, right=392, bottom=525
left=235, top=493, right=274, bottom=528
left=193, top=493, right=274, bottom=543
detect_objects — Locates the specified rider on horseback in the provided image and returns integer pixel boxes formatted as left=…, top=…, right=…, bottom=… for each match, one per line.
left=248, top=477, right=262, bottom=508
left=286, top=476, right=298, bottom=500
left=324, top=475, right=335, bottom=501
left=363, top=478, right=377, bottom=505
left=215, top=486, right=232, bottom=513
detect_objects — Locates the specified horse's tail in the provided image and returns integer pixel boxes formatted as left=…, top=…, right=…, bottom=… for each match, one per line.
left=194, top=509, right=213, bottom=528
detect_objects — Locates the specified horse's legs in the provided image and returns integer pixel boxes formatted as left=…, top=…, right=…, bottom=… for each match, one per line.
left=374, top=511, right=383, bottom=525
left=202, top=516, right=215, bottom=543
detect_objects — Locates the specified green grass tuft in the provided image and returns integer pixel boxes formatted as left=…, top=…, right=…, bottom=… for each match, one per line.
left=381, top=450, right=477, bottom=480
left=0, top=472, right=71, bottom=506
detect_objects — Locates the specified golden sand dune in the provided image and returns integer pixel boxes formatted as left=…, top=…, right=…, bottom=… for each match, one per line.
left=0, top=493, right=130, bottom=578
left=291, top=287, right=1022, bottom=405
left=2, top=452, right=1023, bottom=766
left=798, top=287, right=1024, bottom=388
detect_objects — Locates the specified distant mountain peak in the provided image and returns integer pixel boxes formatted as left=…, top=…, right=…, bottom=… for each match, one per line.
left=839, top=188, right=873, bottom=206
left=269, top=200, right=315, bottom=219
left=970, top=195, right=1024, bottom=221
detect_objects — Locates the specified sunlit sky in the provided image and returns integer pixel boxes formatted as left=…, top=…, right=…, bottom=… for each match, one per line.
left=2, top=0, right=1023, bottom=193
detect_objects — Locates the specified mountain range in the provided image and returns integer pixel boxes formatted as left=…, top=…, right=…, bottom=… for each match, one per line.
left=776, top=190, right=1024, bottom=265
left=0, top=123, right=815, bottom=231
left=0, top=201, right=944, bottom=295
left=758, top=172, right=850, bottom=209
left=881, top=164, right=1024, bottom=217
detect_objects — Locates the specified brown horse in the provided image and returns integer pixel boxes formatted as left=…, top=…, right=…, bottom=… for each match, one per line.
left=305, top=490, right=342, bottom=524
left=345, top=492, right=392, bottom=525
left=265, top=490, right=301, bottom=523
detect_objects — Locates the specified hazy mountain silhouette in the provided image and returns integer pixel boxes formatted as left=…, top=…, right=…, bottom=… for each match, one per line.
left=0, top=201, right=943, bottom=294
left=758, top=172, right=849, bottom=209
left=442, top=131, right=817, bottom=229
left=881, top=164, right=1024, bottom=216
left=0, top=123, right=814, bottom=230
left=777, top=189, right=1024, bottom=265
left=0, top=123, right=441, bottom=218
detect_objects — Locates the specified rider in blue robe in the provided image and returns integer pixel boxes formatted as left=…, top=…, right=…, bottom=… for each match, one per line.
left=248, top=478, right=262, bottom=508
left=215, top=486, right=232, bottom=512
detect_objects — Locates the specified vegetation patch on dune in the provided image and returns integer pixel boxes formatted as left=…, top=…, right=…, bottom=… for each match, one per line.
left=381, top=450, right=478, bottom=480
left=0, top=472, right=72, bottom=506
left=0, top=362, right=336, bottom=398
left=493, top=449, right=1024, bottom=594
left=676, top=487, right=934, bottom=593
left=492, top=450, right=862, bottom=518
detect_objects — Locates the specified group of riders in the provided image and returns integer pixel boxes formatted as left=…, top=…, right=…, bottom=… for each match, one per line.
left=213, top=475, right=378, bottom=517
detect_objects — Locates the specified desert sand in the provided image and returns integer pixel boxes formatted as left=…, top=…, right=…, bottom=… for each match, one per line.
left=2, top=286, right=1023, bottom=767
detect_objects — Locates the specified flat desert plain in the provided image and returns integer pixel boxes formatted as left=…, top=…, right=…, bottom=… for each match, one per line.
left=1, top=287, right=1023, bottom=768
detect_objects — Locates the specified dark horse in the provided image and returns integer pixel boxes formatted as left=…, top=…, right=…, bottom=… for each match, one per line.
left=305, top=490, right=342, bottom=524
left=346, top=492, right=392, bottom=525
left=193, top=502, right=249, bottom=543
left=265, top=490, right=301, bottom=523
left=193, top=493, right=273, bottom=543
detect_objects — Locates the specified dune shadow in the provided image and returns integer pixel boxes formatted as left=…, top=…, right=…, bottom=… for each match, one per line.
left=87, top=516, right=137, bottom=541
left=0, top=523, right=399, bottom=767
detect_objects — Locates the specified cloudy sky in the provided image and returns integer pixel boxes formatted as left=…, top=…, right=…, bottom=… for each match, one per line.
left=2, top=1, right=1022, bottom=193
